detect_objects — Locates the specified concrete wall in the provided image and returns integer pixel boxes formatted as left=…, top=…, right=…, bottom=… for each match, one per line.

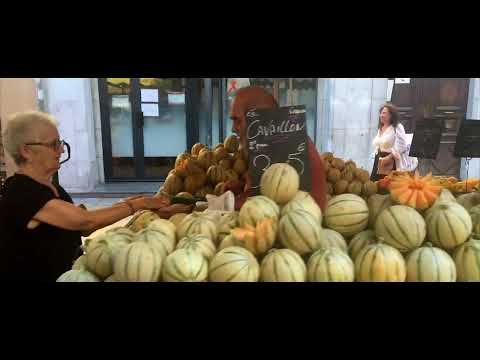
left=0, top=78, right=38, bottom=176
left=45, top=78, right=98, bottom=192
left=317, top=78, right=388, bottom=172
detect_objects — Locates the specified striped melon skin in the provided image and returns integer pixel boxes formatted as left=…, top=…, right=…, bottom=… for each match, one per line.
left=148, top=219, right=177, bottom=243
left=278, top=209, right=323, bottom=256
left=84, top=228, right=134, bottom=253
left=260, top=249, right=307, bottom=282
left=176, top=235, right=217, bottom=261
left=405, top=244, right=456, bottom=282
left=281, top=191, right=322, bottom=224
left=425, top=203, right=472, bottom=250
left=169, top=213, right=188, bottom=228
left=218, top=234, right=241, bottom=251
left=320, top=229, right=348, bottom=253
left=453, top=238, right=480, bottom=281
left=375, top=205, right=426, bottom=252
left=469, top=205, right=480, bottom=230
left=162, top=249, right=209, bottom=282
left=134, top=228, right=175, bottom=260
left=307, top=247, right=354, bottom=282
left=57, top=270, right=100, bottom=282
left=354, top=243, right=406, bottom=282
left=114, top=242, right=163, bottom=282
left=239, top=196, right=280, bottom=228
left=126, top=210, right=161, bottom=233
left=209, top=247, right=260, bottom=282
left=72, top=255, right=87, bottom=270
left=177, top=213, right=218, bottom=243
left=348, top=230, right=377, bottom=261
left=324, top=194, right=369, bottom=237
left=260, top=163, right=300, bottom=205
left=86, top=242, right=114, bottom=279
left=367, top=194, right=394, bottom=229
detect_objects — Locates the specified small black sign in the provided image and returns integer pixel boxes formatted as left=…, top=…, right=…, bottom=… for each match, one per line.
left=454, top=119, right=480, bottom=158
left=409, top=120, right=443, bottom=159
left=246, top=105, right=311, bottom=196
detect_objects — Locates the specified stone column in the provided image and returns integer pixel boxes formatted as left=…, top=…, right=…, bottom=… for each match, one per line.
left=317, top=78, right=388, bottom=172
left=45, top=78, right=98, bottom=193
left=0, top=78, right=38, bottom=177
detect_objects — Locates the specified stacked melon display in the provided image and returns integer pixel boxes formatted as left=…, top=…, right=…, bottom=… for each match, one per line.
left=156, top=135, right=248, bottom=200
left=59, top=161, right=480, bottom=282
left=321, top=152, right=377, bottom=202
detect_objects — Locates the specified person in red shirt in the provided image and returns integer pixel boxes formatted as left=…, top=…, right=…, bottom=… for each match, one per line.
left=225, top=86, right=327, bottom=212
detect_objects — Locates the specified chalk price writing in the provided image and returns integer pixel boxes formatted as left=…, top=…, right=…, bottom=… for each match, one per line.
left=251, top=142, right=306, bottom=176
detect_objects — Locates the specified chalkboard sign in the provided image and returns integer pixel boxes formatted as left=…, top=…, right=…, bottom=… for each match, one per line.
left=454, top=120, right=480, bottom=158
left=246, top=105, right=311, bottom=196
left=409, top=120, right=443, bottom=159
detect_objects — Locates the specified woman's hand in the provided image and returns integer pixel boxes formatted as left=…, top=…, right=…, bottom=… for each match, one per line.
left=155, top=204, right=193, bottom=219
left=139, top=196, right=171, bottom=211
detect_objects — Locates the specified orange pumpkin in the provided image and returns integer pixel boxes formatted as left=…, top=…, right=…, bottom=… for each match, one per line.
left=389, top=171, right=442, bottom=210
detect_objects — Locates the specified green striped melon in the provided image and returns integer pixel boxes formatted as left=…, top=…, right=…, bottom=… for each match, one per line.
left=355, top=242, right=406, bottom=282
left=239, top=195, right=280, bottom=228
left=126, top=210, right=161, bottom=233
left=375, top=205, right=426, bottom=252
left=209, top=247, right=260, bottom=282
left=320, top=229, right=348, bottom=253
left=456, top=192, right=480, bottom=211
left=469, top=204, right=480, bottom=231
left=281, top=191, right=322, bottom=223
left=216, top=212, right=239, bottom=244
left=169, top=213, right=188, bottom=228
left=278, top=209, right=323, bottom=256
left=348, top=230, right=377, bottom=261
left=218, top=234, right=240, bottom=251
left=83, top=227, right=134, bottom=253
left=113, top=242, right=163, bottom=282
left=57, top=269, right=100, bottom=282
left=176, top=234, right=216, bottom=261
left=432, top=188, right=457, bottom=208
left=453, top=238, right=480, bottom=281
left=307, top=247, right=354, bottom=282
left=324, top=194, right=369, bottom=237
left=72, top=255, right=87, bottom=270
left=260, top=249, right=307, bottom=282
left=367, top=194, right=394, bottom=229
left=405, top=243, right=456, bottom=282
left=86, top=237, right=130, bottom=279
left=134, top=228, right=175, bottom=259
left=148, top=219, right=177, bottom=242
left=260, top=163, right=300, bottom=205
left=425, top=203, right=472, bottom=250
left=177, top=212, right=218, bottom=243
left=162, top=249, right=209, bottom=282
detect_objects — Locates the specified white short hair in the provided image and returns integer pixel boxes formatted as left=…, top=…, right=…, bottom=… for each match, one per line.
left=2, top=111, right=59, bottom=165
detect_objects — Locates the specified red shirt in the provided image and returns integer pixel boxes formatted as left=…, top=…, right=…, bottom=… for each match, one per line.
left=228, top=137, right=327, bottom=212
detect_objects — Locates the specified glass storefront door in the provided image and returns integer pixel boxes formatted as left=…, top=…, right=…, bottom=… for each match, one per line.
left=99, top=78, right=193, bottom=181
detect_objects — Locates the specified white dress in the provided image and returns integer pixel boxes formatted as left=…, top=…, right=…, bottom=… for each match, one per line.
left=372, top=124, right=418, bottom=172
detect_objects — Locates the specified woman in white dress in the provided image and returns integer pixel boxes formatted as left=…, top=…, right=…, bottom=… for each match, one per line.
left=370, top=103, right=418, bottom=181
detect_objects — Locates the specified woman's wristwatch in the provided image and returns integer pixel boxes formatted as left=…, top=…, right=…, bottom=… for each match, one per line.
left=123, top=200, right=136, bottom=215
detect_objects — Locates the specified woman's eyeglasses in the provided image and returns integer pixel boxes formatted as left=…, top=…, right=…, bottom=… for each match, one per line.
left=25, top=139, right=66, bottom=151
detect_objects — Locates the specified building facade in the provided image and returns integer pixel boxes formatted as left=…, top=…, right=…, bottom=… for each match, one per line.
left=1, top=78, right=479, bottom=194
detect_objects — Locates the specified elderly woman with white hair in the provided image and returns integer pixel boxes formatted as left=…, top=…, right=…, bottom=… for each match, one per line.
left=0, top=111, right=189, bottom=281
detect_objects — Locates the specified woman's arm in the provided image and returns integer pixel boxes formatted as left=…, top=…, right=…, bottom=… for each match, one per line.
left=32, top=196, right=170, bottom=233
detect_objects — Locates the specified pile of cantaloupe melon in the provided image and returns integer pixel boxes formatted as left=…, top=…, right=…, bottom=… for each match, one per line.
left=58, top=163, right=480, bottom=282
left=321, top=152, right=378, bottom=203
